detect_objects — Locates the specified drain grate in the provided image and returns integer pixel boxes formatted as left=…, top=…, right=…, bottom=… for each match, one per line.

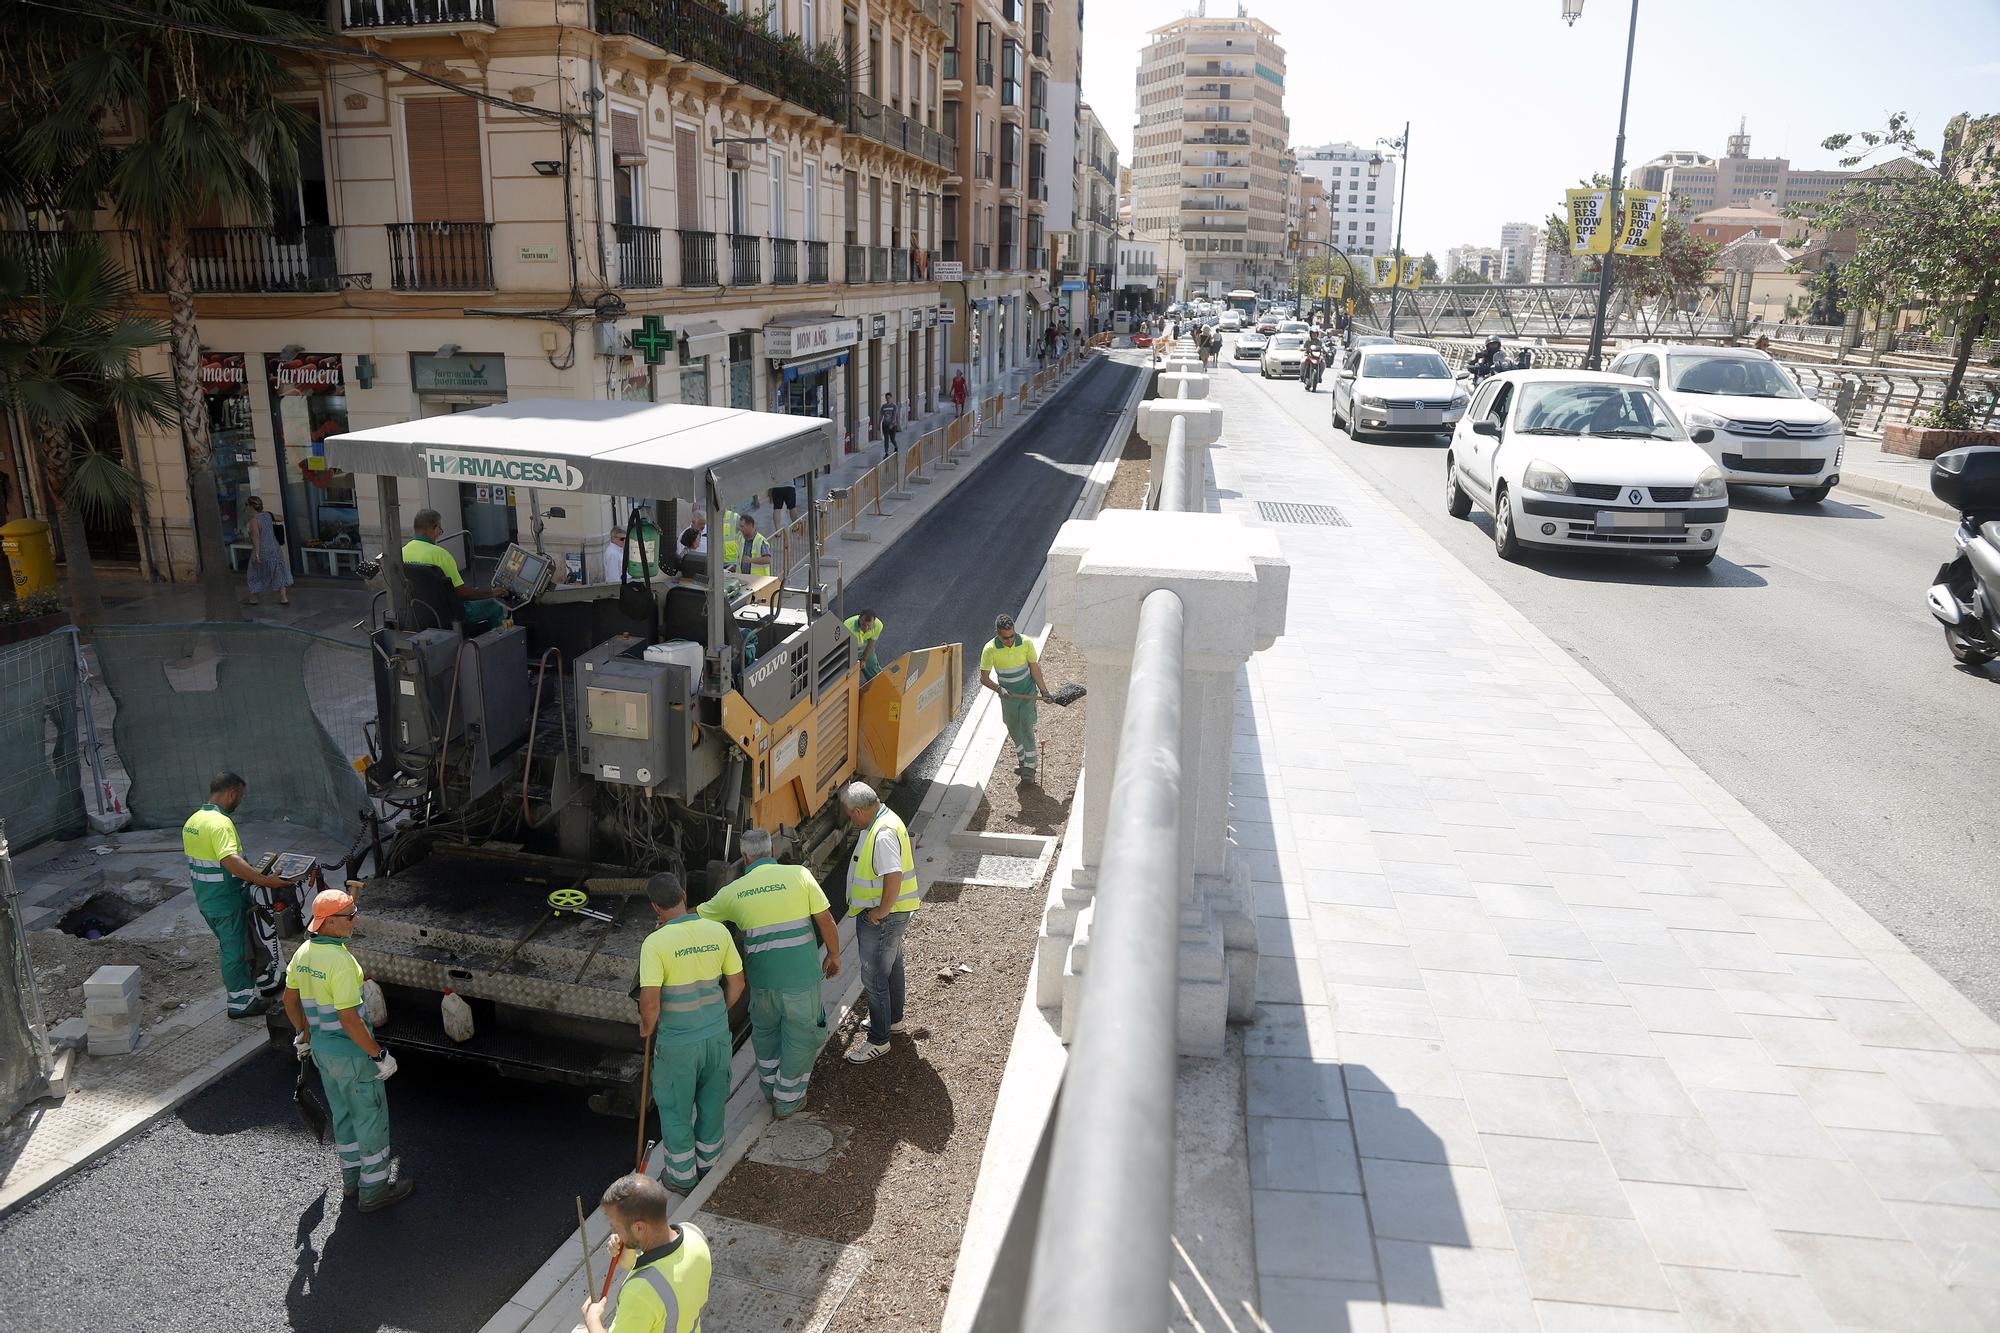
left=1256, top=501, right=1349, bottom=527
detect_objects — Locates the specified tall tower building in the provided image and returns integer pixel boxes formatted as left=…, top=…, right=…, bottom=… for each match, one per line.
left=1130, top=12, right=1290, bottom=298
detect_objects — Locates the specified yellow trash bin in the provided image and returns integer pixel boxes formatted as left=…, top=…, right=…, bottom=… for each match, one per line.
left=1, top=518, right=59, bottom=600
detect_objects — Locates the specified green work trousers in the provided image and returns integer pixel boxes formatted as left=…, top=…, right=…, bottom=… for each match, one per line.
left=194, top=884, right=262, bottom=1016
left=1000, top=692, right=1039, bottom=774
left=749, top=985, right=826, bottom=1117
left=652, top=1030, right=731, bottom=1190
left=313, top=1040, right=394, bottom=1203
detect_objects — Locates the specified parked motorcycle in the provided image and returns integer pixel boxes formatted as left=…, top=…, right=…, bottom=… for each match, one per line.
left=1925, top=445, right=2000, bottom=668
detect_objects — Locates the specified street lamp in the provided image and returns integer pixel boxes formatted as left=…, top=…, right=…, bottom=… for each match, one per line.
left=1567, top=0, right=1641, bottom=370
left=1373, top=124, right=1412, bottom=339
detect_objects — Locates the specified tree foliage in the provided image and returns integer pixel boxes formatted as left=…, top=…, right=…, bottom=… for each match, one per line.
left=1419, top=253, right=1441, bottom=282
left=1792, top=112, right=2000, bottom=409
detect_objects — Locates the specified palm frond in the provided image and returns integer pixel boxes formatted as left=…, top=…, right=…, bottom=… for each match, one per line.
left=63, top=448, right=149, bottom=527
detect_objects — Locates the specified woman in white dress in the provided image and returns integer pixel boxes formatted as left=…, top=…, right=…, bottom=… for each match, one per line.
left=242, top=496, right=292, bottom=606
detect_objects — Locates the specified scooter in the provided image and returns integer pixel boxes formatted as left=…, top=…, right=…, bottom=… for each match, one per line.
left=1925, top=445, right=2000, bottom=668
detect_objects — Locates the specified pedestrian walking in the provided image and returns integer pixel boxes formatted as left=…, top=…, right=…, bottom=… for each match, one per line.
left=183, top=772, right=303, bottom=1018
left=878, top=393, right=900, bottom=458
left=951, top=371, right=967, bottom=417
left=583, top=1174, right=712, bottom=1333
left=842, top=781, right=919, bottom=1064
left=282, top=888, right=415, bottom=1212
left=637, top=871, right=744, bottom=1192
left=979, top=613, right=1053, bottom=780
left=241, top=496, right=291, bottom=607
left=697, top=829, right=840, bottom=1117
left=844, top=608, right=884, bottom=681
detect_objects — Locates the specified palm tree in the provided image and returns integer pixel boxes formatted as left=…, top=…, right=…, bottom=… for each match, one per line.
left=0, top=237, right=177, bottom=625
left=4, top=0, right=315, bottom=621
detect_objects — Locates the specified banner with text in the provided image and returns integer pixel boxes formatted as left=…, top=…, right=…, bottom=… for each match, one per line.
left=1614, top=189, right=1668, bottom=256
left=1566, top=188, right=1612, bottom=256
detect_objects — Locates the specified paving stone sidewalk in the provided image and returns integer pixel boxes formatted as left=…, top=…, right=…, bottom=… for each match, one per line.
left=1208, top=367, right=2000, bottom=1332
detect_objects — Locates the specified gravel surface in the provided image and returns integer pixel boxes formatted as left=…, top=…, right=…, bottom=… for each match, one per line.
left=703, top=883, right=1039, bottom=1332
left=966, top=634, right=1084, bottom=836
left=1101, top=428, right=1152, bottom=513
left=28, top=927, right=221, bottom=1030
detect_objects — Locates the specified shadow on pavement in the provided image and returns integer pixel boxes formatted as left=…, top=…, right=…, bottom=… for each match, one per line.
left=1727, top=488, right=1884, bottom=521
left=1462, top=514, right=1769, bottom=588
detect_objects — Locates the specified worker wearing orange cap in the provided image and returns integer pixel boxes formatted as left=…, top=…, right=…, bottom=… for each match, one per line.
left=282, top=889, right=414, bottom=1212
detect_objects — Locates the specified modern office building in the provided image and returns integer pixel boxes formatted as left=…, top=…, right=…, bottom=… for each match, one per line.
left=1498, top=222, right=1539, bottom=281
left=1655, top=123, right=1853, bottom=216
left=1446, top=245, right=1505, bottom=281
left=1293, top=141, right=1395, bottom=261
left=1129, top=12, right=1291, bottom=297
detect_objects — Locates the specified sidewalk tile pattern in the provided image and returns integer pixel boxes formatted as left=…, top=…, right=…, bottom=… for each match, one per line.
left=1209, top=367, right=2000, bottom=1331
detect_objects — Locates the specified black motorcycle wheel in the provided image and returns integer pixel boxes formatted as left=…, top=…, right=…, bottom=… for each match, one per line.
left=1945, top=627, right=1995, bottom=667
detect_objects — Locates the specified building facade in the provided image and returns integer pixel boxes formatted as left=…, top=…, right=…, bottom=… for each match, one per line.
left=1071, top=104, right=1120, bottom=334
left=1114, top=235, right=1159, bottom=314
left=1129, top=13, right=1290, bottom=298
left=1445, top=245, right=1505, bottom=281
left=1294, top=141, right=1394, bottom=262
left=1042, top=0, right=1084, bottom=339
left=10, top=0, right=957, bottom=580
left=1657, top=124, right=1852, bottom=216
left=1498, top=222, right=1538, bottom=281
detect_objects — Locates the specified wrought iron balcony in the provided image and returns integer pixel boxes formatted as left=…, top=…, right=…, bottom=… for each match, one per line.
left=844, top=241, right=867, bottom=284
left=869, top=245, right=889, bottom=283
left=806, top=240, right=830, bottom=283
left=770, top=237, right=799, bottom=285
left=615, top=224, right=663, bottom=289
left=679, top=229, right=718, bottom=287
left=341, top=0, right=492, bottom=27
left=142, top=225, right=343, bottom=293
left=891, top=249, right=909, bottom=283
left=846, top=92, right=956, bottom=171
left=729, top=233, right=761, bottom=285
left=597, top=0, right=848, bottom=123
left=385, top=221, right=492, bottom=291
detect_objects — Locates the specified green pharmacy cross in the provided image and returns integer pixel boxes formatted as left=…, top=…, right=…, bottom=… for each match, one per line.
left=631, top=315, right=675, bottom=365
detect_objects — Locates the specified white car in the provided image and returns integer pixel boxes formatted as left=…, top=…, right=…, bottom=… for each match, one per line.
left=1218, top=311, right=1245, bottom=332
left=1608, top=345, right=1844, bottom=504
left=1234, top=330, right=1269, bottom=359
left=1444, top=370, right=1729, bottom=568
left=1261, top=333, right=1308, bottom=378
left=1330, top=344, right=1469, bottom=439
left=1277, top=320, right=1311, bottom=338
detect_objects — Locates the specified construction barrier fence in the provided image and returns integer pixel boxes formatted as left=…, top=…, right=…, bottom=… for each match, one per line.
left=0, top=627, right=89, bottom=852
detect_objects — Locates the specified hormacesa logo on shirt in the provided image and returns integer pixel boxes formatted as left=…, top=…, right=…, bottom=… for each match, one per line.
left=739, top=881, right=789, bottom=899
left=294, top=962, right=329, bottom=982
left=674, top=941, right=721, bottom=959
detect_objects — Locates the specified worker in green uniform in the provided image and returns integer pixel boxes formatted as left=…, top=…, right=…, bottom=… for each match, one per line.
left=842, top=781, right=920, bottom=1064
left=697, top=829, right=841, bottom=1118
left=844, top=609, right=884, bottom=682
left=732, top=513, right=773, bottom=577
left=583, top=1173, right=712, bottom=1333
left=182, top=771, right=303, bottom=1018
left=978, top=613, right=1053, bottom=780
left=402, top=508, right=505, bottom=634
left=283, top=888, right=415, bottom=1212
left=638, top=871, right=744, bottom=1192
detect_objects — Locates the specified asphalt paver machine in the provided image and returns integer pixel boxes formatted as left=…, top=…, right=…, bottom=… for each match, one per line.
left=305, top=399, right=960, bottom=1108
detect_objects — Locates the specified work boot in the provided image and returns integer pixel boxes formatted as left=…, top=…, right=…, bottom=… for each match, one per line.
left=231, top=997, right=272, bottom=1020
left=358, top=1178, right=415, bottom=1213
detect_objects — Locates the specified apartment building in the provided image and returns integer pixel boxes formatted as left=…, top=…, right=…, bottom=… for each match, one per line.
left=1041, top=0, right=1084, bottom=342
left=7, top=0, right=957, bottom=581
left=1446, top=245, right=1505, bottom=281
left=1294, top=141, right=1394, bottom=261
left=939, top=0, right=1058, bottom=389
left=1129, top=12, right=1290, bottom=298
left=1114, top=235, right=1159, bottom=313
left=1074, top=105, right=1121, bottom=333
left=1657, top=123, right=1852, bottom=216
left=1498, top=221, right=1538, bottom=281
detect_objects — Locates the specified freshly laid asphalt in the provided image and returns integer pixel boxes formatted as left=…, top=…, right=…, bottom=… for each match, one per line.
left=0, top=355, right=1140, bottom=1332
left=1231, top=350, right=2000, bottom=1017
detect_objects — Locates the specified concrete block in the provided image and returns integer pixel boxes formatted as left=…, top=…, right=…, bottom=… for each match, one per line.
left=1136, top=399, right=1224, bottom=450
left=48, top=1017, right=88, bottom=1050
left=88, top=809, right=132, bottom=835
left=1156, top=371, right=1210, bottom=400
left=83, top=965, right=141, bottom=1004
left=84, top=996, right=138, bottom=1023
left=89, top=1021, right=142, bottom=1056
left=46, top=1047, right=76, bottom=1099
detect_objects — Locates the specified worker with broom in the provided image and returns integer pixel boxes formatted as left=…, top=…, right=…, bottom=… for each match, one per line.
left=282, top=888, right=414, bottom=1212
left=582, top=1173, right=712, bottom=1333
left=637, top=872, right=744, bottom=1193
left=697, top=828, right=841, bottom=1118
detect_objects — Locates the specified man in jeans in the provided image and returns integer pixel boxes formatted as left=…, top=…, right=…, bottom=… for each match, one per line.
left=878, top=393, right=900, bottom=458
left=841, top=781, right=919, bottom=1064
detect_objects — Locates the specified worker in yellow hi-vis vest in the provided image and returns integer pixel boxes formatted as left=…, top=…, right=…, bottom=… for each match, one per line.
left=843, top=609, right=884, bottom=681
left=638, top=871, right=744, bottom=1192
left=584, top=1173, right=713, bottom=1333
left=841, top=781, right=919, bottom=1065
left=183, top=771, right=306, bottom=1018
left=978, top=613, right=1053, bottom=781
left=698, top=828, right=841, bottom=1117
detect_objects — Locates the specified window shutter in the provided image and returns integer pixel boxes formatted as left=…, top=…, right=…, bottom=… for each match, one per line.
left=406, top=98, right=484, bottom=221
left=612, top=111, right=642, bottom=163
left=676, top=127, right=701, bottom=230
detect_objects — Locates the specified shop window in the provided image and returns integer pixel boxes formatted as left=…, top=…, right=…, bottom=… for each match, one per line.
left=728, top=332, right=754, bottom=409
left=265, top=352, right=357, bottom=567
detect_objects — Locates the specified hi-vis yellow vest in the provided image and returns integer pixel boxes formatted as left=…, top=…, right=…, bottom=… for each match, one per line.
left=847, top=807, right=919, bottom=915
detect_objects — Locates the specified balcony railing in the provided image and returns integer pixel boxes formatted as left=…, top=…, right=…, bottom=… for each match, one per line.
left=869, top=245, right=889, bottom=283
left=770, top=237, right=798, bottom=285
left=978, top=243, right=992, bottom=270
left=846, top=91, right=956, bottom=171
left=679, top=229, right=718, bottom=287
left=597, top=0, right=849, bottom=123
left=729, top=232, right=761, bottom=285
left=890, top=249, right=909, bottom=283
left=385, top=221, right=492, bottom=290
left=976, top=59, right=995, bottom=86
left=844, top=241, right=867, bottom=284
left=615, top=223, right=663, bottom=288
left=805, top=239, right=830, bottom=283
left=341, top=0, right=493, bottom=27
left=130, top=225, right=342, bottom=293
left=975, top=151, right=995, bottom=180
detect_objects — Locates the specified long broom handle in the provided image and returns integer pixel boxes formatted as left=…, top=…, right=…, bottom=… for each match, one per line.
left=633, top=1036, right=653, bottom=1174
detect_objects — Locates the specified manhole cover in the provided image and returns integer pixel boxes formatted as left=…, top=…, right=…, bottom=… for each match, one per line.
left=38, top=852, right=95, bottom=873
left=1256, top=501, right=1348, bottom=527
left=746, top=1118, right=842, bottom=1173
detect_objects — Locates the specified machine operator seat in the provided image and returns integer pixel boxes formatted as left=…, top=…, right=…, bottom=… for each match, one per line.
left=393, top=562, right=466, bottom=634
left=660, top=585, right=709, bottom=645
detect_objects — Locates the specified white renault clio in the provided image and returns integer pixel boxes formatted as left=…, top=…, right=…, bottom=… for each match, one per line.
left=1608, top=344, right=1844, bottom=504
left=1444, top=371, right=1730, bottom=568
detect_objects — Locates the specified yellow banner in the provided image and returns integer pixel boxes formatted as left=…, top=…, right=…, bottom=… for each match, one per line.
left=1374, top=255, right=1398, bottom=285
left=1399, top=258, right=1423, bottom=290
left=1566, top=188, right=1612, bottom=256
left=1615, top=189, right=1667, bottom=256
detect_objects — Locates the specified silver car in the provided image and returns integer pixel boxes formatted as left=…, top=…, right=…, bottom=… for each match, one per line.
left=1261, top=333, right=1308, bottom=379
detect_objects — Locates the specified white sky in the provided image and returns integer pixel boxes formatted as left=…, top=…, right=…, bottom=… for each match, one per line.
left=1081, top=0, right=2000, bottom=263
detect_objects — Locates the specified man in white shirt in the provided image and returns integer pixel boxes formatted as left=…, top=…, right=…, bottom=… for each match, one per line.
left=601, top=528, right=626, bottom=583
left=679, top=509, right=708, bottom=557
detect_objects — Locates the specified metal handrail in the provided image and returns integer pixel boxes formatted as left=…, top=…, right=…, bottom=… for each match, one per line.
left=1022, top=587, right=1185, bottom=1331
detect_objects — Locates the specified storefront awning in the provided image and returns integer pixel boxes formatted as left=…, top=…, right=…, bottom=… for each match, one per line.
left=1027, top=285, right=1055, bottom=309
left=779, top=351, right=850, bottom=380
left=683, top=320, right=728, bottom=360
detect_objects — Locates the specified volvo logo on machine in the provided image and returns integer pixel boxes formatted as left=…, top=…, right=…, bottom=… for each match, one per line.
left=422, top=448, right=585, bottom=491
